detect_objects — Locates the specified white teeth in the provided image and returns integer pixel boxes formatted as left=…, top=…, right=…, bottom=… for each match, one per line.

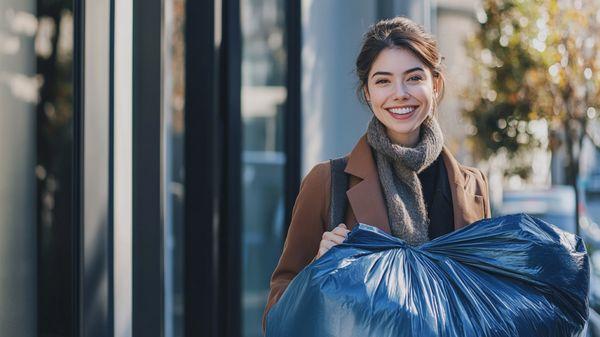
left=389, top=107, right=416, bottom=115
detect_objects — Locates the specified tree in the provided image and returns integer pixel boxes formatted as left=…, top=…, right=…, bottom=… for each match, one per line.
left=463, top=0, right=600, bottom=231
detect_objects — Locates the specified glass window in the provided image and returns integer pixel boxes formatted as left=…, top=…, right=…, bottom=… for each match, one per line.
left=163, top=0, right=185, bottom=336
left=0, top=1, right=74, bottom=336
left=240, top=0, right=287, bottom=336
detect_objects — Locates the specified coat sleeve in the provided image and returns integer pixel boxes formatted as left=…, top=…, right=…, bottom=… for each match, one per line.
left=261, top=162, right=330, bottom=333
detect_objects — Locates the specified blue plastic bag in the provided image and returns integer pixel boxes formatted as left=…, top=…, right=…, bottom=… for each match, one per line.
left=265, top=214, right=590, bottom=337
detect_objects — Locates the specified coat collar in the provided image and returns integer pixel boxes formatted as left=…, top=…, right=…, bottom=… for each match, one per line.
left=343, top=134, right=482, bottom=232
left=344, top=135, right=390, bottom=232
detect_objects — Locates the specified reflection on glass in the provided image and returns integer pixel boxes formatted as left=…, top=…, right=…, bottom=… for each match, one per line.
left=163, top=0, right=185, bottom=336
left=241, top=0, right=287, bottom=336
left=1, top=0, right=74, bottom=336
left=0, top=3, right=38, bottom=336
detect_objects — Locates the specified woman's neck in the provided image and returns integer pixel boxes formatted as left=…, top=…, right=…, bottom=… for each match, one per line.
left=386, top=127, right=420, bottom=147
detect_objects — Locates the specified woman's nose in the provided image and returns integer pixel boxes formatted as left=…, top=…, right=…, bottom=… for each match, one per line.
left=392, top=81, right=410, bottom=100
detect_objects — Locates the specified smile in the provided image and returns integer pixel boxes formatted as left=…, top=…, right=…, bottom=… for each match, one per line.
left=385, top=106, right=418, bottom=120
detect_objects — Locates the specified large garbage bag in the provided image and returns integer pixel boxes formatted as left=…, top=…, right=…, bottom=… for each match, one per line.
left=265, top=213, right=590, bottom=337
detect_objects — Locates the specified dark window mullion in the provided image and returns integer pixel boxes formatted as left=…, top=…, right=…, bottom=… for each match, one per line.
left=73, top=0, right=85, bottom=335
left=132, top=0, right=164, bottom=335
left=220, top=0, right=242, bottom=335
left=284, top=0, right=302, bottom=235
left=183, top=0, right=226, bottom=336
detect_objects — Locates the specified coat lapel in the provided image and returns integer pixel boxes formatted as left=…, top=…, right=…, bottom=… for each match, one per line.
left=344, top=135, right=390, bottom=232
left=342, top=135, right=485, bottom=233
left=441, top=146, right=486, bottom=230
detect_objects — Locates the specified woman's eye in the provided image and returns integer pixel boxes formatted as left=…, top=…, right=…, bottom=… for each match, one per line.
left=375, top=78, right=389, bottom=84
left=408, top=75, right=423, bottom=81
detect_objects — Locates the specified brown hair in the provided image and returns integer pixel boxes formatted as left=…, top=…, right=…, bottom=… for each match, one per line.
left=355, top=17, right=445, bottom=114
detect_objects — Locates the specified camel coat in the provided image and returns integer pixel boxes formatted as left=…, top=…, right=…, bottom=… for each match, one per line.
left=262, top=134, right=492, bottom=331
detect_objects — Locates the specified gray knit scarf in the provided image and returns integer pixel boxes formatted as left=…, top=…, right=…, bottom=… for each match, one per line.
left=366, top=116, right=444, bottom=246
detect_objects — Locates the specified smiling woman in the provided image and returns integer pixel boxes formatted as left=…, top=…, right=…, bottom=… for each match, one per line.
left=263, top=16, right=492, bottom=333
left=364, top=48, right=439, bottom=146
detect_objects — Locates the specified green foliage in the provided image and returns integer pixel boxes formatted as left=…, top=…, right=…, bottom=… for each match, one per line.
left=463, top=0, right=600, bottom=180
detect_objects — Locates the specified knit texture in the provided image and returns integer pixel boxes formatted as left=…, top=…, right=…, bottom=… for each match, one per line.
left=366, top=116, right=444, bottom=245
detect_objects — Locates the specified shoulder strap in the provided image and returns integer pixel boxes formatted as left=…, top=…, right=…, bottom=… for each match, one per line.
left=328, top=157, right=349, bottom=232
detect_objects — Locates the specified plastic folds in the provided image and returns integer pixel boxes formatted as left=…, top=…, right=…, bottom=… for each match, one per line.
left=265, top=214, right=590, bottom=337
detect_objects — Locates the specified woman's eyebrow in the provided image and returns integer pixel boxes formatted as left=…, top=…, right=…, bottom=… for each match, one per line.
left=404, top=66, right=425, bottom=74
left=371, top=71, right=392, bottom=78
left=371, top=67, right=425, bottom=78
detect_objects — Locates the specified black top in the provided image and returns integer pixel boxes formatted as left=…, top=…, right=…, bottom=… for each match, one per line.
left=418, top=154, right=455, bottom=240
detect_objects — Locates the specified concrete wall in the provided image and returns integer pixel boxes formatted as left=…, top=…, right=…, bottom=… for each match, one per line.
left=435, top=0, right=480, bottom=164
left=301, top=0, right=375, bottom=175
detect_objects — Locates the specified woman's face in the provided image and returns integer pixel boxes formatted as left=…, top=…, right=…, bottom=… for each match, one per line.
left=364, top=47, right=438, bottom=146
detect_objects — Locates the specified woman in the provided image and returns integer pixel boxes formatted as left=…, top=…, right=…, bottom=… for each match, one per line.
left=263, top=16, right=491, bottom=331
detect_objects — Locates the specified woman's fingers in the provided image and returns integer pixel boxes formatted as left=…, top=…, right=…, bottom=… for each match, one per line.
left=321, top=239, right=337, bottom=250
left=316, top=224, right=351, bottom=260
left=323, top=231, right=346, bottom=244
left=317, top=241, right=335, bottom=259
left=317, top=236, right=339, bottom=258
left=317, top=247, right=327, bottom=258
left=332, top=225, right=350, bottom=237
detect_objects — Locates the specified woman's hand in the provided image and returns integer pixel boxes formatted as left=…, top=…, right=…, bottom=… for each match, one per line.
left=316, top=223, right=350, bottom=259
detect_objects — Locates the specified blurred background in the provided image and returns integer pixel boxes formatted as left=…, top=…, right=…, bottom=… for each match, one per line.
left=1, top=0, right=600, bottom=336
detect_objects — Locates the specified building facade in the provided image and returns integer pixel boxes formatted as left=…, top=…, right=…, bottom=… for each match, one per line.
left=0, top=0, right=481, bottom=337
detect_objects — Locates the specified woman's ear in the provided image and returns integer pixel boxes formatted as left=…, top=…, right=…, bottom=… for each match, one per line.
left=363, top=87, right=371, bottom=103
left=433, top=76, right=442, bottom=97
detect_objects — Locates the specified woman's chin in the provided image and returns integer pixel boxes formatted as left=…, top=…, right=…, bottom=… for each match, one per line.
left=385, top=123, right=419, bottom=136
